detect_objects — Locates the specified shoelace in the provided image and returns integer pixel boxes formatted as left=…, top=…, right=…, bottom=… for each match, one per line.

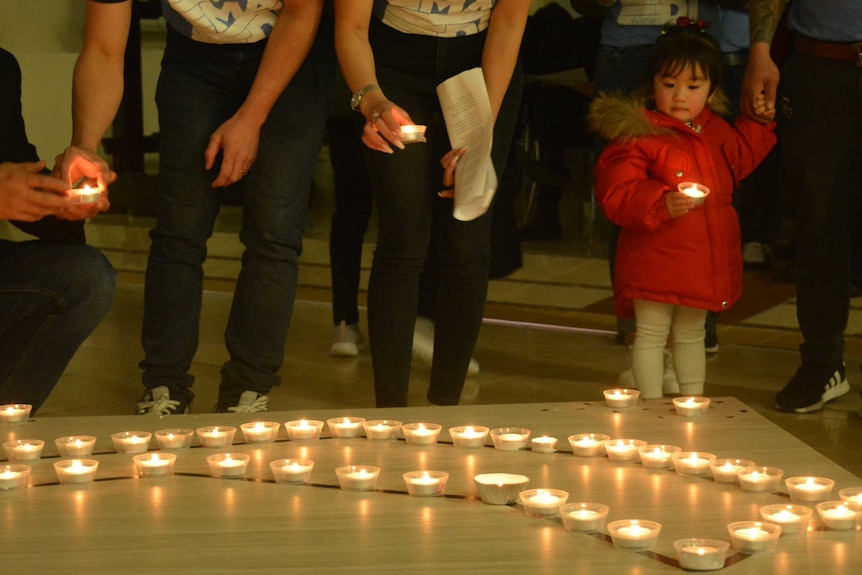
left=228, top=395, right=269, bottom=413
left=142, top=394, right=182, bottom=416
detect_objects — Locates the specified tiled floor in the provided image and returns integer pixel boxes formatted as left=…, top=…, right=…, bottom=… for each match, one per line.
left=3, top=156, right=860, bottom=480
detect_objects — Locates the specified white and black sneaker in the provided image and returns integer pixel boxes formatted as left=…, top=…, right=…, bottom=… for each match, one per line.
left=775, top=363, right=850, bottom=413
left=136, top=386, right=190, bottom=416
left=215, top=390, right=269, bottom=413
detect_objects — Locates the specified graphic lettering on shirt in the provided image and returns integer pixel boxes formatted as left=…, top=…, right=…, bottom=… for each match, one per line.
left=377, top=0, right=494, bottom=37
left=617, top=0, right=697, bottom=27
left=167, top=0, right=282, bottom=44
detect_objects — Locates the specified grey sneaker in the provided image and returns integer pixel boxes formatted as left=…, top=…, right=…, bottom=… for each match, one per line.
left=331, top=321, right=366, bottom=357
left=413, top=316, right=480, bottom=376
left=136, top=386, right=190, bottom=416
left=215, top=391, right=269, bottom=414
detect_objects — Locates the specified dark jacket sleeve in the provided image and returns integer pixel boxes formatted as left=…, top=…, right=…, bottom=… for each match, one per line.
left=1, top=48, right=85, bottom=244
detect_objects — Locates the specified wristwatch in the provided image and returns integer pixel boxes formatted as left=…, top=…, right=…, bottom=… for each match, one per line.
left=350, top=83, right=381, bottom=111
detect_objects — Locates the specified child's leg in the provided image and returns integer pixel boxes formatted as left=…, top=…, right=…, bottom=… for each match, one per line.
left=632, top=300, right=673, bottom=399
left=670, top=305, right=707, bottom=396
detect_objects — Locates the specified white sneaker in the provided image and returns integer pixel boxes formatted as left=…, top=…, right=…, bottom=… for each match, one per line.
left=413, top=317, right=480, bottom=376
left=216, top=391, right=269, bottom=413
left=331, top=321, right=366, bottom=357
left=618, top=349, right=678, bottom=394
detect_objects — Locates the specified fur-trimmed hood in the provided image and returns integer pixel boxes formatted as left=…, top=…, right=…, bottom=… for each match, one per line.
left=588, top=88, right=731, bottom=142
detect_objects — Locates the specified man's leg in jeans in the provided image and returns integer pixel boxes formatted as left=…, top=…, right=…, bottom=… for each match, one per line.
left=0, top=241, right=115, bottom=413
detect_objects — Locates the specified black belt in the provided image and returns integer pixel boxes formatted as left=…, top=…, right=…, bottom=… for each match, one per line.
left=722, top=51, right=748, bottom=67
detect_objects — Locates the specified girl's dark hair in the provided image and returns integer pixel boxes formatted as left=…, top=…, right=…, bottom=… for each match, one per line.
left=645, top=20, right=723, bottom=96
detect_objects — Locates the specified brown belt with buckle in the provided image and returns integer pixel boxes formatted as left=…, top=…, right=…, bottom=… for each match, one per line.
left=795, top=35, right=862, bottom=68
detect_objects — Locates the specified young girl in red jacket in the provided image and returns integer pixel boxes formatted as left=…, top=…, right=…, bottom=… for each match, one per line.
left=589, top=20, right=776, bottom=399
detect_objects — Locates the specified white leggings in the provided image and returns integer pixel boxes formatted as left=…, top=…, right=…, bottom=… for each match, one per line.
left=632, top=299, right=706, bottom=399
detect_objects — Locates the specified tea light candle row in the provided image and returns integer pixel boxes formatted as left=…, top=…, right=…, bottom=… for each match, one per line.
left=0, top=404, right=32, bottom=423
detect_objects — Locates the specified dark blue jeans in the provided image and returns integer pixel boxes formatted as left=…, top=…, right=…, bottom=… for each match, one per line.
left=0, top=240, right=115, bottom=413
left=363, top=21, right=521, bottom=407
left=142, top=25, right=334, bottom=406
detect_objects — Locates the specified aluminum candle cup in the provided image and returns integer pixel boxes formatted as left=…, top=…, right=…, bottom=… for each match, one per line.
left=759, top=504, right=813, bottom=534
left=519, top=488, right=569, bottom=518
left=638, top=444, right=681, bottom=469
left=327, top=417, right=366, bottom=439
left=55, top=435, right=97, bottom=457
left=54, top=459, right=99, bottom=484
left=336, top=465, right=380, bottom=491
left=270, top=459, right=314, bottom=484
left=133, top=452, right=177, bottom=477
left=559, top=503, right=609, bottom=532
left=403, top=471, right=449, bottom=497
left=785, top=476, right=835, bottom=503
left=603, top=388, right=640, bottom=408
left=727, top=521, right=781, bottom=553
left=3, top=439, right=44, bottom=462
left=490, top=427, right=531, bottom=451
left=401, top=423, right=442, bottom=446
left=568, top=433, right=609, bottom=457
left=206, top=453, right=250, bottom=479
left=362, top=420, right=402, bottom=441
left=195, top=426, right=236, bottom=448
left=240, top=421, right=280, bottom=444
left=449, top=425, right=489, bottom=448
left=673, top=539, right=729, bottom=571
left=815, top=501, right=858, bottom=530
left=0, top=464, right=31, bottom=490
left=0, top=403, right=31, bottom=423
left=154, top=428, right=195, bottom=450
left=604, top=439, right=647, bottom=463
left=672, top=396, right=711, bottom=417
left=737, top=466, right=783, bottom=492
left=672, top=452, right=717, bottom=477
left=678, top=182, right=710, bottom=204
left=473, top=473, right=530, bottom=505
left=709, top=459, right=755, bottom=484
left=607, top=519, right=662, bottom=552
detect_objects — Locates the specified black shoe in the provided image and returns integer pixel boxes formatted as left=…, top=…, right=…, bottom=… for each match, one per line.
left=136, top=386, right=191, bottom=416
left=775, top=363, right=850, bottom=413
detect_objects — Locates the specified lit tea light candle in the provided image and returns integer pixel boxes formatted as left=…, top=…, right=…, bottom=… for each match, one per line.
left=490, top=427, right=531, bottom=451
left=727, top=521, right=781, bottom=553
left=759, top=504, right=813, bottom=534
left=336, top=465, right=380, bottom=491
left=240, top=421, right=280, bottom=444
left=402, top=423, right=442, bottom=446
left=449, top=425, right=489, bottom=448
left=638, top=444, right=680, bottom=469
left=519, top=488, right=569, bottom=517
left=68, top=184, right=101, bottom=204
left=709, top=458, right=754, bottom=483
left=362, top=420, right=402, bottom=441
left=54, top=435, right=97, bottom=457
left=3, top=439, right=45, bottom=462
left=604, top=439, right=646, bottom=463
left=403, top=470, right=449, bottom=497
left=568, top=433, right=609, bottom=457
left=0, top=403, right=31, bottom=423
left=838, top=487, right=862, bottom=511
left=285, top=419, right=324, bottom=441
left=672, top=396, right=711, bottom=417
left=603, top=388, right=640, bottom=408
left=270, top=458, right=314, bottom=484
left=327, top=417, right=366, bottom=439
left=559, top=502, right=610, bottom=532
left=678, top=182, right=710, bottom=204
left=133, top=452, right=177, bottom=477
left=608, top=519, right=662, bottom=552
left=154, top=428, right=194, bottom=450
left=206, top=453, right=250, bottom=479
left=672, top=452, right=716, bottom=477
left=111, top=431, right=153, bottom=454
left=785, top=476, right=834, bottom=503
left=399, top=124, right=427, bottom=144
left=737, top=466, right=783, bottom=492
left=54, top=458, right=99, bottom=484
left=531, top=436, right=558, bottom=454
left=0, top=464, right=31, bottom=491
left=673, top=539, right=729, bottom=571
left=816, top=501, right=858, bottom=530
left=195, top=426, right=236, bottom=448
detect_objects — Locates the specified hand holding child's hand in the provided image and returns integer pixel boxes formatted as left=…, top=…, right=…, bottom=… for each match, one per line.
left=752, top=93, right=775, bottom=122
left=666, top=191, right=696, bottom=218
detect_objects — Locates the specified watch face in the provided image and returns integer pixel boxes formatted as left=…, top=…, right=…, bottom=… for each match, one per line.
left=351, top=92, right=361, bottom=110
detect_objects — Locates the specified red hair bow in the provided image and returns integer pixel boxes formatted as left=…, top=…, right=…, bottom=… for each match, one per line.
left=676, top=16, right=707, bottom=30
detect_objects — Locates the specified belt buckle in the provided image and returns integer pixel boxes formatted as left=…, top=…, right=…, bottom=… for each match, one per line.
left=854, top=42, right=862, bottom=68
